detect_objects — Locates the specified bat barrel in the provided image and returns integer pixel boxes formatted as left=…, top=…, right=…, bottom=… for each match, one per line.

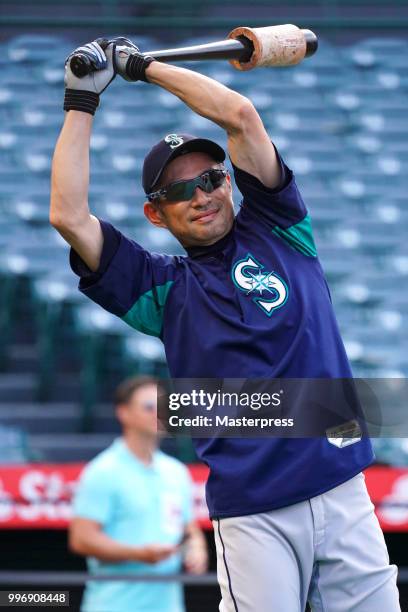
left=228, top=25, right=318, bottom=70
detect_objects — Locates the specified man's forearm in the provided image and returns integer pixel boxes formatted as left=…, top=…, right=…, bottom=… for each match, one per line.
left=50, top=111, right=93, bottom=229
left=71, top=529, right=141, bottom=562
left=70, top=527, right=177, bottom=564
left=146, top=62, right=249, bottom=134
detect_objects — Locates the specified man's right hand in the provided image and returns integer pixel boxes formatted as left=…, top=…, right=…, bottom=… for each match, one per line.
left=135, top=544, right=178, bottom=564
left=64, top=38, right=116, bottom=115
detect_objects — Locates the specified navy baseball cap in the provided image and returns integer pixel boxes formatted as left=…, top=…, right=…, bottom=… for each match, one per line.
left=142, top=133, right=226, bottom=195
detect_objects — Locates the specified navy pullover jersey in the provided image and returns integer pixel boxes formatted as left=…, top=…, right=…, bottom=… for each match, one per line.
left=71, top=149, right=374, bottom=519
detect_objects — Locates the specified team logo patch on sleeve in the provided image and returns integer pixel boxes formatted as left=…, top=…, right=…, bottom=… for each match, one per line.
left=232, top=253, right=288, bottom=315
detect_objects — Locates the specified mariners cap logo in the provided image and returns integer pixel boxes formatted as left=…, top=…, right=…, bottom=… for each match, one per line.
left=164, top=133, right=184, bottom=149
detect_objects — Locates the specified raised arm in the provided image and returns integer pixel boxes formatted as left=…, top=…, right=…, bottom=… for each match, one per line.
left=50, top=39, right=119, bottom=271
left=50, top=112, right=103, bottom=272
left=69, top=517, right=177, bottom=563
left=145, top=62, right=281, bottom=188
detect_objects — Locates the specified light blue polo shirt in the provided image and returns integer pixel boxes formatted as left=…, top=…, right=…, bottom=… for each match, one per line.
left=73, top=438, right=194, bottom=612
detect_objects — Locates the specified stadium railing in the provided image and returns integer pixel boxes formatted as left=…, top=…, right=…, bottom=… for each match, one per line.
left=0, top=570, right=406, bottom=585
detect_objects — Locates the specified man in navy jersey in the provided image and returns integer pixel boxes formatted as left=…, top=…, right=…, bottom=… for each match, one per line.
left=51, top=39, right=400, bottom=611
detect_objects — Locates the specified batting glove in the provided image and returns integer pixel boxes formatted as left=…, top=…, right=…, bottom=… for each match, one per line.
left=113, top=37, right=156, bottom=82
left=64, top=38, right=116, bottom=115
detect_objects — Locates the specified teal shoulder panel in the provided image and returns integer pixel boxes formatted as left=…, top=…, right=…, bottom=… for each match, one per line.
left=121, top=281, right=174, bottom=337
left=272, top=214, right=317, bottom=257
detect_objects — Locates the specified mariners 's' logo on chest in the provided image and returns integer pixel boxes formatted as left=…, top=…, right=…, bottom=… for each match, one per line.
left=232, top=253, right=288, bottom=315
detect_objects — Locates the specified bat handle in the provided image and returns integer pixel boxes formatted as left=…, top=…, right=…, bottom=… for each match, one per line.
left=69, top=53, right=94, bottom=78
left=70, top=49, right=154, bottom=78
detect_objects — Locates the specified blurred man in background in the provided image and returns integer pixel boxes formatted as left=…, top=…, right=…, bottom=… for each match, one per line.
left=69, top=375, right=208, bottom=612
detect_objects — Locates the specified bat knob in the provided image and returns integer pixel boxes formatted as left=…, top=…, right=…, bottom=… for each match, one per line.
left=302, top=29, right=318, bottom=58
left=70, top=54, right=93, bottom=78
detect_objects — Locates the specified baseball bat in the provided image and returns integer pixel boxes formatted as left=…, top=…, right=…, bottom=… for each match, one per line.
left=70, top=25, right=318, bottom=78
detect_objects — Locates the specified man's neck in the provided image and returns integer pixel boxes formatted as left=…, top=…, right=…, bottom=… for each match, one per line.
left=123, top=431, right=157, bottom=466
left=185, top=220, right=235, bottom=258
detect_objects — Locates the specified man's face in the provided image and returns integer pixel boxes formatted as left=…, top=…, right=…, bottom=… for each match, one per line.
left=117, top=383, right=158, bottom=437
left=144, top=152, right=235, bottom=248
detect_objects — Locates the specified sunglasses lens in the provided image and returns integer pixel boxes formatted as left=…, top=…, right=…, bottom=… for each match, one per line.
left=201, top=173, right=213, bottom=193
left=162, top=169, right=226, bottom=202
left=209, top=170, right=225, bottom=189
left=166, top=181, right=195, bottom=202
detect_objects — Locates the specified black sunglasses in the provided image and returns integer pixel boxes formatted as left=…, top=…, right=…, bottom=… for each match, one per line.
left=147, top=168, right=228, bottom=203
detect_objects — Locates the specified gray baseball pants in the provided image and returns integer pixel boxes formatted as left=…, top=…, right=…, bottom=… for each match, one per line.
left=213, top=472, right=400, bottom=611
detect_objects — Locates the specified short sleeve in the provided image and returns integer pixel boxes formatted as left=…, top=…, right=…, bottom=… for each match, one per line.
left=70, top=219, right=121, bottom=282
left=233, top=145, right=308, bottom=230
left=72, top=463, right=115, bottom=525
left=70, top=220, right=180, bottom=337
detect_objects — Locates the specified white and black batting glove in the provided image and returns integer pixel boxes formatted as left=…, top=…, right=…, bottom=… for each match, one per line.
left=64, top=38, right=116, bottom=115
left=113, top=37, right=156, bottom=82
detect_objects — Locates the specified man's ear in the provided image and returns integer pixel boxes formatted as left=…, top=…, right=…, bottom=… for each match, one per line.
left=226, top=172, right=232, bottom=192
left=115, top=403, right=127, bottom=428
left=144, top=201, right=168, bottom=229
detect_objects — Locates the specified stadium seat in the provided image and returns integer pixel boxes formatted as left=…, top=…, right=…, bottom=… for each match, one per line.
left=352, top=37, right=408, bottom=70
left=7, top=34, right=71, bottom=63
left=91, top=199, right=145, bottom=227
left=372, top=439, right=408, bottom=467
left=72, top=303, right=138, bottom=429
left=31, top=271, right=87, bottom=401
left=0, top=424, right=38, bottom=463
left=0, top=228, right=69, bottom=364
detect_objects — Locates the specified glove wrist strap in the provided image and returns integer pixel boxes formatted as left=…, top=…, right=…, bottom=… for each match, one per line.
left=64, top=89, right=100, bottom=115
left=126, top=54, right=155, bottom=82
